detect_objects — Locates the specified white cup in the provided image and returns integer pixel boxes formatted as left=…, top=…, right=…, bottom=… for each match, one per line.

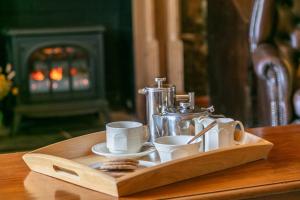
left=106, top=121, right=148, bottom=154
left=153, top=135, right=202, bottom=162
left=194, top=117, right=246, bottom=151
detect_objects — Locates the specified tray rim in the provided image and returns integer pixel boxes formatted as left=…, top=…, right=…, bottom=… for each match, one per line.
left=118, top=132, right=273, bottom=180
left=23, top=130, right=274, bottom=197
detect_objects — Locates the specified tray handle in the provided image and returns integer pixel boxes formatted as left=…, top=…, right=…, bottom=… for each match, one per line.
left=53, top=165, right=80, bottom=180
left=23, top=153, right=115, bottom=185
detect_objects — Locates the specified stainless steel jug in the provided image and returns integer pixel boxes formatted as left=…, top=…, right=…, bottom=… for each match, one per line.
left=152, top=103, right=214, bottom=137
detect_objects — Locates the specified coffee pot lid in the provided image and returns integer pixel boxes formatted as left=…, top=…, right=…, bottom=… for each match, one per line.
left=138, top=77, right=175, bottom=94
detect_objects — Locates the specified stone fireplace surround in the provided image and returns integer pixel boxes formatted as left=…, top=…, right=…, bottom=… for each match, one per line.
left=3, top=26, right=109, bottom=134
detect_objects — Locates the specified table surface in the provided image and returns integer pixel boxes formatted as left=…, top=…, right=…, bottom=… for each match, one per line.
left=2, top=125, right=300, bottom=200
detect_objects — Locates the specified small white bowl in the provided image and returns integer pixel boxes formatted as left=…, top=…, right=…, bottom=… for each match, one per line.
left=153, top=135, right=202, bottom=162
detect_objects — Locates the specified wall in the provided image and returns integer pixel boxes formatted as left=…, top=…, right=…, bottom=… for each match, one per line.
left=0, top=0, right=134, bottom=110
left=207, top=0, right=253, bottom=126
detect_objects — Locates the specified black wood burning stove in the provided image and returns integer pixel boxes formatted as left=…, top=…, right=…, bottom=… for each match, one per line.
left=4, top=27, right=109, bottom=134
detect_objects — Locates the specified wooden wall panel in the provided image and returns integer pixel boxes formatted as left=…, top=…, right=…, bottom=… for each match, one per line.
left=165, top=0, right=184, bottom=93
left=132, top=0, right=184, bottom=120
left=132, top=0, right=160, bottom=121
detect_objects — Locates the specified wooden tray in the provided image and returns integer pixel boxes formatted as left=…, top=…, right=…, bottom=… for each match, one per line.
left=23, top=131, right=273, bottom=197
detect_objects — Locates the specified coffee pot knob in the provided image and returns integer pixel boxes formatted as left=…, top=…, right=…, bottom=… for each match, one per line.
left=179, top=102, right=191, bottom=109
left=179, top=102, right=191, bottom=113
left=155, top=77, right=166, bottom=88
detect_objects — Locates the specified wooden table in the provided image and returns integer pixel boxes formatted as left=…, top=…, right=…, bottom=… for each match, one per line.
left=2, top=125, right=300, bottom=199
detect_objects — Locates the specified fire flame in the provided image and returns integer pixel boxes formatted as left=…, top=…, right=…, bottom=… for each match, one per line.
left=50, top=67, right=63, bottom=81
left=70, top=68, right=78, bottom=76
left=31, top=70, right=45, bottom=81
left=43, top=48, right=53, bottom=55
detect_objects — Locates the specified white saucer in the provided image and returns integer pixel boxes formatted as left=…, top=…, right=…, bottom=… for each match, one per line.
left=91, top=143, right=156, bottom=159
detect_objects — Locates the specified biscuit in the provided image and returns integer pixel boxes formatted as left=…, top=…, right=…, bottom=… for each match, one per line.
left=107, top=158, right=138, bottom=164
left=101, top=164, right=137, bottom=171
left=100, top=158, right=139, bottom=175
left=104, top=161, right=138, bottom=166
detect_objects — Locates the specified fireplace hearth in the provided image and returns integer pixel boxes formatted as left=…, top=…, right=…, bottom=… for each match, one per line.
left=3, top=27, right=109, bottom=134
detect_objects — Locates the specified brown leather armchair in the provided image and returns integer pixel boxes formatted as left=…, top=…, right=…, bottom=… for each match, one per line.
left=250, top=0, right=298, bottom=126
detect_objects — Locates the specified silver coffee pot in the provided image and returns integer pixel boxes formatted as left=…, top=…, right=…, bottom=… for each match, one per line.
left=139, top=77, right=194, bottom=142
left=152, top=102, right=214, bottom=138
